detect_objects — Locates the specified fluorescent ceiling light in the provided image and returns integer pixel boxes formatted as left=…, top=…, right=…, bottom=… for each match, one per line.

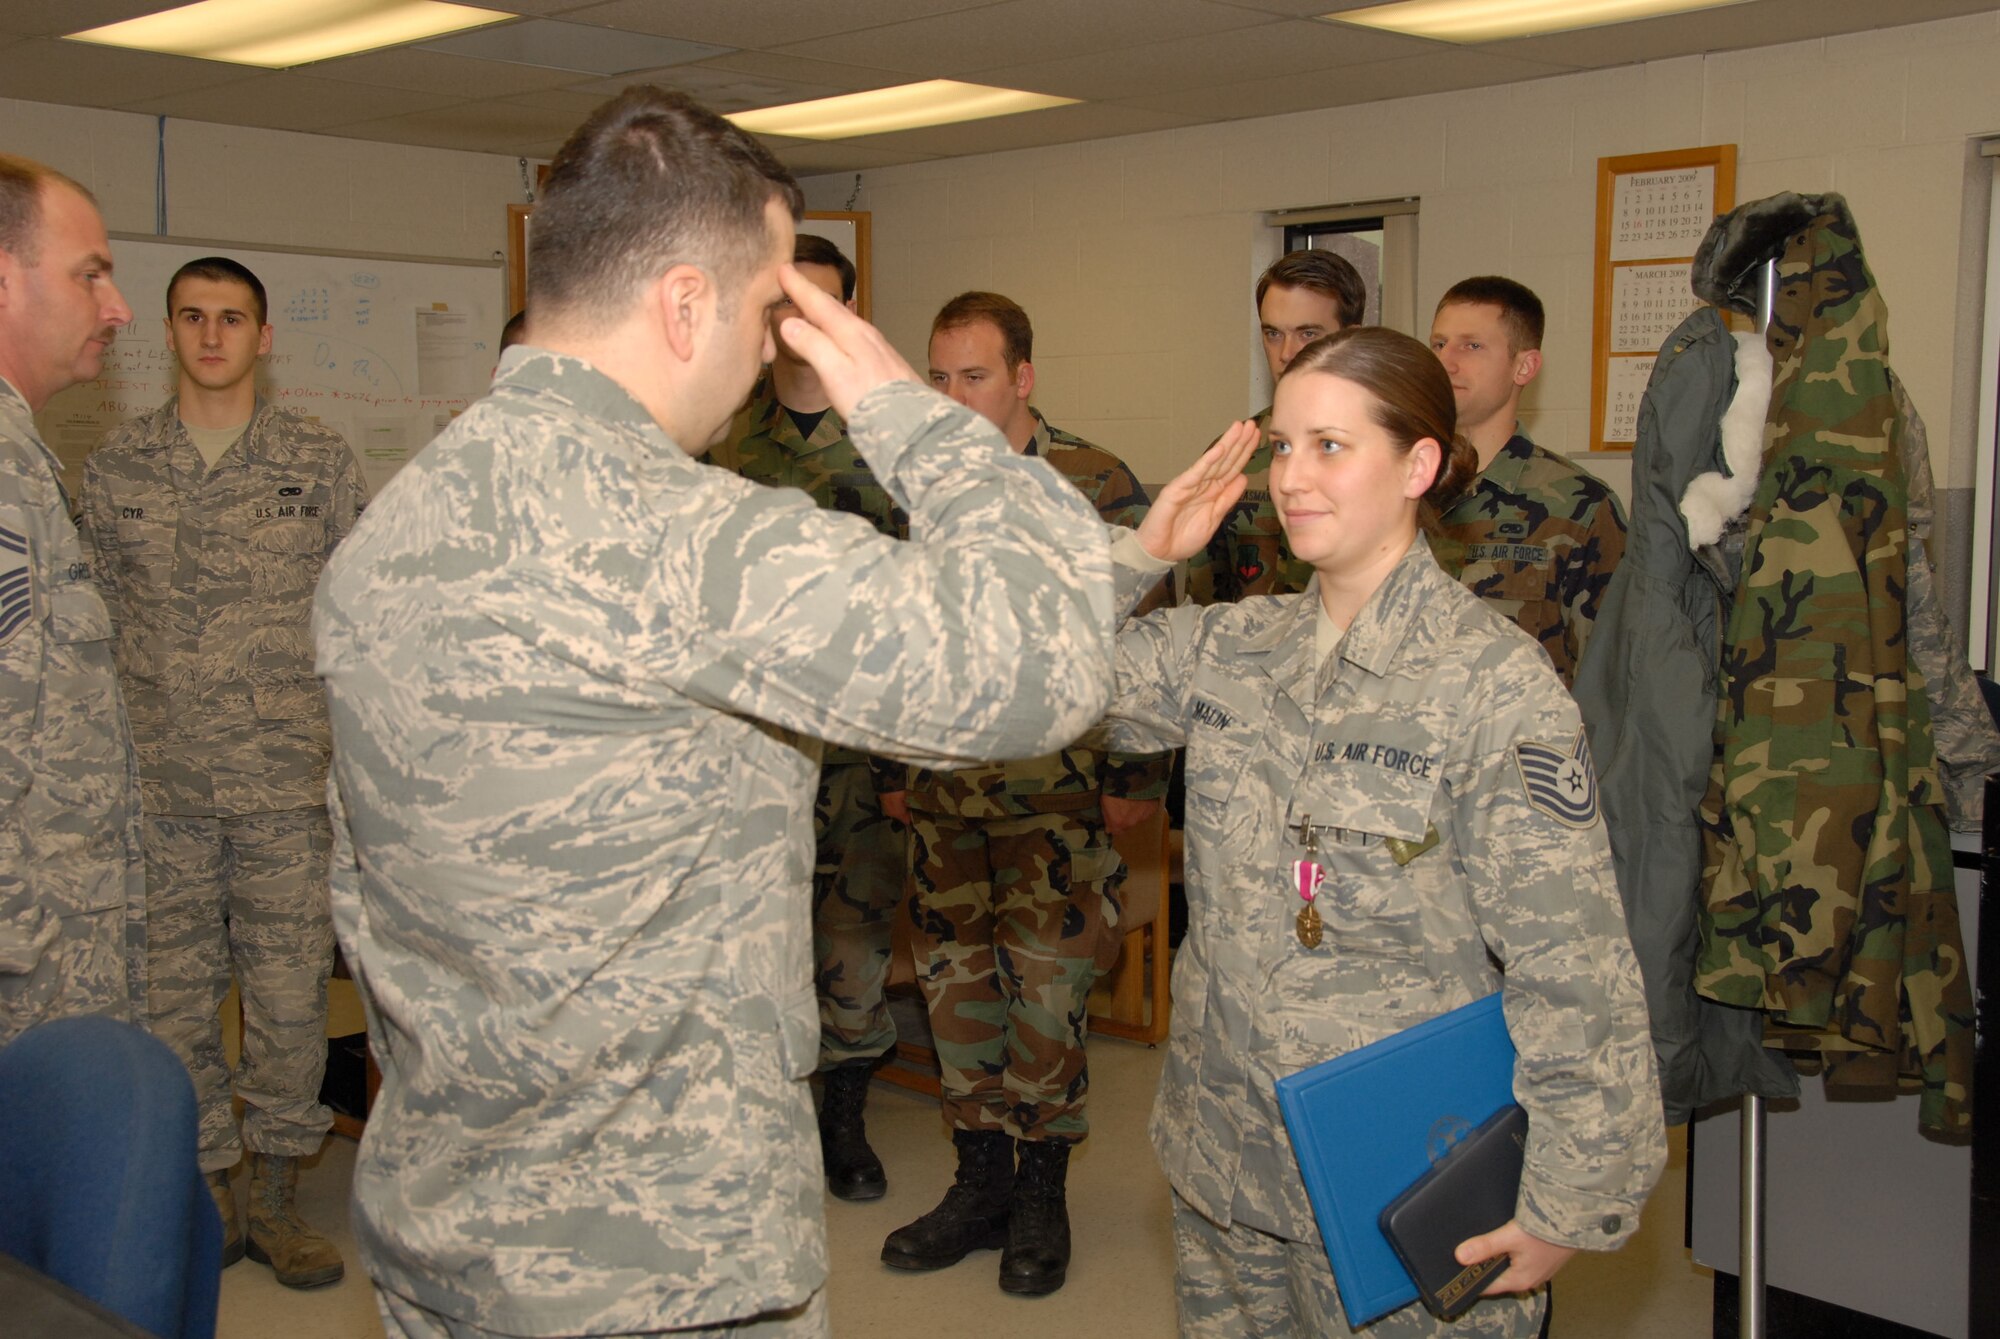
left=1324, top=0, right=1750, bottom=44
left=728, top=81, right=1077, bottom=140
left=66, top=0, right=513, bottom=69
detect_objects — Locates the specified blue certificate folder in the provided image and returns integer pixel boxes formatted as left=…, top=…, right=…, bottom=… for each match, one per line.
left=1272, top=992, right=1517, bottom=1326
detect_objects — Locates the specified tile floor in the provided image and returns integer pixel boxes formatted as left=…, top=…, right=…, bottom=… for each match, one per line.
left=217, top=1033, right=1712, bottom=1337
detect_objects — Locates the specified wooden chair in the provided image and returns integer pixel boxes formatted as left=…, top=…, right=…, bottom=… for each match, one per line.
left=1087, top=808, right=1174, bottom=1045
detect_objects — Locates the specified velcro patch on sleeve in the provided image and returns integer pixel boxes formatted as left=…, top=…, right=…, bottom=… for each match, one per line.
left=1513, top=727, right=1598, bottom=828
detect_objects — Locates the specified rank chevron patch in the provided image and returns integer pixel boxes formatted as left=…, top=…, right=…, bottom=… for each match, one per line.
left=0, top=523, right=30, bottom=645
left=1513, top=726, right=1598, bottom=828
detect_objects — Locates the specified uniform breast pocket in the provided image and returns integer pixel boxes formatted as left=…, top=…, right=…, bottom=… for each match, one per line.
left=1300, top=767, right=1441, bottom=966
left=47, top=581, right=113, bottom=646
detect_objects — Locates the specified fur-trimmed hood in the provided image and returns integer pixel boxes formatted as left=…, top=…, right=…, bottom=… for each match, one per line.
left=1691, top=191, right=1858, bottom=316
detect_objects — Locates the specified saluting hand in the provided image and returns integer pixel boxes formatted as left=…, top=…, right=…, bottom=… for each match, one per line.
left=1134, top=420, right=1261, bottom=564
left=776, top=264, right=920, bottom=419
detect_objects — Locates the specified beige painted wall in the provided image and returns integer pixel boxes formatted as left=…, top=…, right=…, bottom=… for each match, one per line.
left=800, top=11, right=2000, bottom=508
left=4, top=10, right=1998, bottom=507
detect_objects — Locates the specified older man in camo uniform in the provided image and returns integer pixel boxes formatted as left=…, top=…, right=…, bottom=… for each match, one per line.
left=314, top=89, right=1115, bottom=1339
left=0, top=154, right=145, bottom=1043
left=84, top=254, right=365, bottom=1289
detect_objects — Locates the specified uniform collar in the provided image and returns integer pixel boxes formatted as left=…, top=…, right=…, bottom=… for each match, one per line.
left=1023, top=408, right=1051, bottom=458
left=1476, top=430, right=1536, bottom=492
left=1235, top=535, right=1435, bottom=703
left=749, top=375, right=847, bottom=449
left=495, top=346, right=661, bottom=438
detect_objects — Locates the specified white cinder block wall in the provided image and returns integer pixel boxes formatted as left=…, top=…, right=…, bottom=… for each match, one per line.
left=801, top=10, right=2000, bottom=524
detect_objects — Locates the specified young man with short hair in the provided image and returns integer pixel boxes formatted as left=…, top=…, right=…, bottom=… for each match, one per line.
left=1429, top=276, right=1627, bottom=686
left=885, top=290, right=1170, bottom=1297
left=83, top=255, right=366, bottom=1289
left=710, top=233, right=908, bottom=1205
left=1186, top=249, right=1365, bottom=604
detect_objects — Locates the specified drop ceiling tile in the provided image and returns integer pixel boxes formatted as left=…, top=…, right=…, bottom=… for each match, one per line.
left=972, top=17, right=1439, bottom=101
left=498, top=87, right=615, bottom=117
left=768, top=140, right=943, bottom=172
left=766, top=0, right=1276, bottom=76
left=2, top=1, right=179, bottom=39
left=329, top=101, right=583, bottom=154
left=852, top=100, right=1205, bottom=158
left=564, top=64, right=845, bottom=112
left=418, top=18, right=731, bottom=73
left=312, top=48, right=589, bottom=98
left=125, top=74, right=466, bottom=133
left=1122, top=46, right=1574, bottom=121
left=0, top=36, right=250, bottom=106
left=1212, top=0, right=1397, bottom=14
left=687, top=50, right=914, bottom=93
left=1487, top=0, right=2000, bottom=65
left=560, top=0, right=1004, bottom=49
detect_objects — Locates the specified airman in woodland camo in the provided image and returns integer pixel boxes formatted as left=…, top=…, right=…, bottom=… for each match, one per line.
left=1112, top=327, right=1662, bottom=1337
left=884, top=292, right=1171, bottom=1297
left=316, top=89, right=1116, bottom=1339
left=1428, top=277, right=1626, bottom=688
left=84, top=255, right=363, bottom=1289
left=0, top=154, right=144, bottom=1044
left=710, top=233, right=909, bottom=1202
left=1186, top=249, right=1364, bottom=605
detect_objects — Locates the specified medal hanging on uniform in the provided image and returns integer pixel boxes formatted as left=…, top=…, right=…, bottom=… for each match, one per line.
left=1291, top=813, right=1325, bottom=949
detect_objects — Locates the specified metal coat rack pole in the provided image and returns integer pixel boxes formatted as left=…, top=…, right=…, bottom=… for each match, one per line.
left=1738, top=255, right=1781, bottom=1339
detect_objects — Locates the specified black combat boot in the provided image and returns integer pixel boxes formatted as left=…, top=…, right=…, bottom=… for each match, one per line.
left=881, top=1129, right=1015, bottom=1270
left=818, top=1061, right=887, bottom=1201
left=998, top=1138, right=1072, bottom=1295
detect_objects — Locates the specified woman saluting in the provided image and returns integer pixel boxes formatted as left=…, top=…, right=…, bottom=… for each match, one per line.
left=1115, top=327, right=1664, bottom=1337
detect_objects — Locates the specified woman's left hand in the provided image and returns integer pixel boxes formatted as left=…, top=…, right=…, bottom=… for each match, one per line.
left=1453, top=1220, right=1577, bottom=1295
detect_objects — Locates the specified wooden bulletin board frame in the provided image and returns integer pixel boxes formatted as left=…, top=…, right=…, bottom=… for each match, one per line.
left=1588, top=144, right=1736, bottom=452
left=504, top=206, right=872, bottom=323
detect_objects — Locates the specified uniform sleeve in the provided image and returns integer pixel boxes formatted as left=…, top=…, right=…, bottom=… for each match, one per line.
left=1558, top=488, right=1628, bottom=679
left=0, top=475, right=54, bottom=982
left=78, top=454, right=118, bottom=638
left=1446, top=644, right=1664, bottom=1252
left=1091, top=464, right=1173, bottom=801
left=1102, top=574, right=1206, bottom=758
left=665, top=382, right=1116, bottom=771
left=327, top=435, right=370, bottom=552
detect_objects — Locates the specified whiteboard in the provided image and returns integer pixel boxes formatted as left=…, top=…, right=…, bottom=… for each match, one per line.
left=36, top=236, right=506, bottom=498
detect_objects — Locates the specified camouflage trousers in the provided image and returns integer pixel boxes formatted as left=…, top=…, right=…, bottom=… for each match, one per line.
left=908, top=807, right=1122, bottom=1141
left=142, top=808, right=335, bottom=1171
left=813, top=761, right=907, bottom=1069
left=377, top=1286, right=829, bottom=1339
left=1171, top=1192, right=1544, bottom=1338
left=0, top=904, right=132, bottom=1045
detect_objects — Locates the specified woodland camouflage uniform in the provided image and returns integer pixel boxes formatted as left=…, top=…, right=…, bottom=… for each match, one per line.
left=1695, top=203, right=1973, bottom=1134
left=907, top=411, right=1171, bottom=1143
left=1432, top=434, right=1628, bottom=689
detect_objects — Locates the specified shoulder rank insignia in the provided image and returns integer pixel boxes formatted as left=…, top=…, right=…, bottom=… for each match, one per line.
left=0, top=524, right=32, bottom=645
left=1514, top=727, right=1598, bottom=828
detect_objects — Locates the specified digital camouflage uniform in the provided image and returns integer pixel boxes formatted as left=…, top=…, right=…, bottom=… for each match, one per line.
left=314, top=350, right=1114, bottom=1337
left=1695, top=204, right=1974, bottom=1134
left=711, top=379, right=908, bottom=1069
left=1431, top=434, right=1627, bottom=690
left=1108, top=535, right=1664, bottom=1337
left=906, top=412, right=1171, bottom=1143
left=83, top=397, right=364, bottom=1171
left=0, top=378, right=146, bottom=1044
left=1184, top=410, right=1313, bottom=605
